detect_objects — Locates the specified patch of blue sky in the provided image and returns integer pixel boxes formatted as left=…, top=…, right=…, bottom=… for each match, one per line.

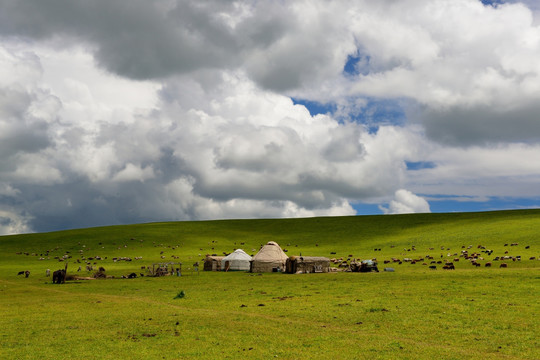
left=343, top=54, right=371, bottom=76
left=292, top=96, right=407, bottom=134
left=405, top=161, right=437, bottom=171
left=291, top=98, right=336, bottom=116
left=352, top=195, right=540, bottom=215
left=351, top=202, right=384, bottom=215
left=480, top=0, right=505, bottom=6
left=351, top=98, right=407, bottom=129
left=427, top=196, right=540, bottom=213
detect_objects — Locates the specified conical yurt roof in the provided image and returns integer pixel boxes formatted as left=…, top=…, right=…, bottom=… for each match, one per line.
left=252, top=241, right=288, bottom=262
left=222, top=249, right=252, bottom=262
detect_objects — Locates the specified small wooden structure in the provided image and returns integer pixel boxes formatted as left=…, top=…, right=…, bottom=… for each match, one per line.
left=285, top=256, right=330, bottom=274
left=151, top=262, right=182, bottom=277
left=203, top=256, right=224, bottom=271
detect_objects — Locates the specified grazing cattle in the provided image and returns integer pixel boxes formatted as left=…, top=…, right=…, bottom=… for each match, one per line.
left=98, top=267, right=106, bottom=272
left=499, top=263, right=508, bottom=268
left=485, top=262, right=492, bottom=267
left=442, top=263, right=455, bottom=270
left=127, top=273, right=137, bottom=279
left=429, top=265, right=437, bottom=270
left=530, top=257, right=536, bottom=260
left=25, top=270, right=30, bottom=278
left=17, top=271, right=25, bottom=275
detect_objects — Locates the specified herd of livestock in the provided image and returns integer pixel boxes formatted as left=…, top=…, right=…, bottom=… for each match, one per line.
left=13, top=240, right=536, bottom=283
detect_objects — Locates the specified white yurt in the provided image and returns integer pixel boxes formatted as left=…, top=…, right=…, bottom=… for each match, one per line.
left=221, top=249, right=252, bottom=271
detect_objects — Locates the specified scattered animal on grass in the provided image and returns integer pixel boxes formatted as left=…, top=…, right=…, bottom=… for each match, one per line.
left=46, top=269, right=50, bottom=277
left=17, top=271, right=25, bottom=275
left=499, top=263, right=508, bottom=268
left=52, top=269, right=66, bottom=284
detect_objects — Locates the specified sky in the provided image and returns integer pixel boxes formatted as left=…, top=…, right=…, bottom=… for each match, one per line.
left=1, top=0, right=540, bottom=234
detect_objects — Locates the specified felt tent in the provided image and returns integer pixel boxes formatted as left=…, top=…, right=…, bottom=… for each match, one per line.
left=285, top=256, right=330, bottom=274
left=203, top=256, right=224, bottom=271
left=221, top=249, right=252, bottom=271
left=250, top=241, right=289, bottom=272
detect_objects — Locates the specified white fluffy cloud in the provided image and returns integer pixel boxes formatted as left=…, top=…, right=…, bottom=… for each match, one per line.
left=0, top=0, right=539, bottom=234
left=380, top=189, right=431, bottom=214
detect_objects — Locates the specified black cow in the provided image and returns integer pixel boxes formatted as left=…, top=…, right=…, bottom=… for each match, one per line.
left=52, top=270, right=66, bottom=284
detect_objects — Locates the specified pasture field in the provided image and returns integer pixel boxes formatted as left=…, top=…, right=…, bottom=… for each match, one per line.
left=1, top=209, right=539, bottom=359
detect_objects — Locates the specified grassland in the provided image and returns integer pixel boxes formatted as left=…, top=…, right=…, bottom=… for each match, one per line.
left=1, top=209, right=539, bottom=359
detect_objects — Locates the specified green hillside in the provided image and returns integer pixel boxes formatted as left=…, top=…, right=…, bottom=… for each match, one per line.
left=1, top=209, right=539, bottom=275
left=1, top=210, right=539, bottom=360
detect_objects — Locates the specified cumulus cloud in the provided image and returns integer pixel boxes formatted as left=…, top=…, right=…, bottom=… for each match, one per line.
left=380, top=189, right=431, bottom=214
left=0, top=43, right=417, bottom=233
left=344, top=0, right=540, bottom=144
left=0, top=0, right=539, bottom=233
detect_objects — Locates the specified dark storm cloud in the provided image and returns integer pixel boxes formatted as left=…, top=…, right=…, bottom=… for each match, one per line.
left=0, top=0, right=241, bottom=79
left=0, top=0, right=351, bottom=91
left=415, top=101, right=540, bottom=146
